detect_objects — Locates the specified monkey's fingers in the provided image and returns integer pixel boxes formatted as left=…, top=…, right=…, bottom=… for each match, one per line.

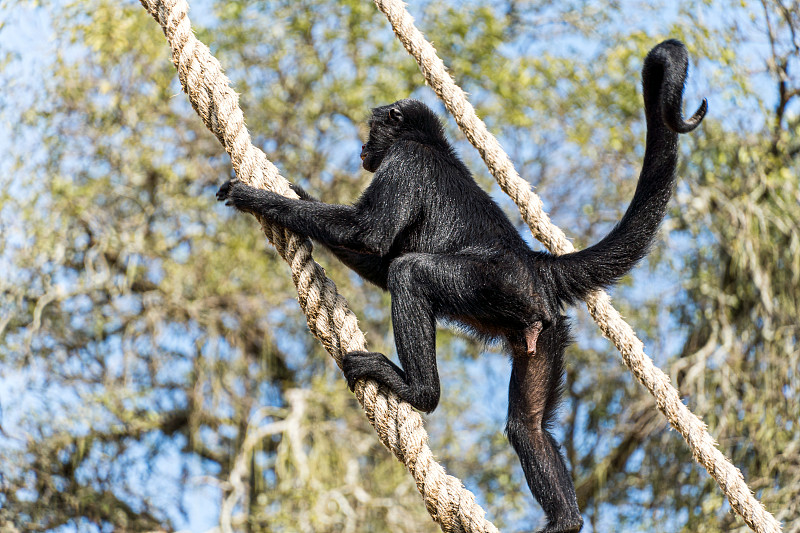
left=216, top=179, right=233, bottom=202
left=342, top=351, right=382, bottom=391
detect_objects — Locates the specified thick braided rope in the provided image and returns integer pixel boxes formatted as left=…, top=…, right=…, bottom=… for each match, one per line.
left=372, top=1, right=782, bottom=532
left=138, top=0, right=499, bottom=531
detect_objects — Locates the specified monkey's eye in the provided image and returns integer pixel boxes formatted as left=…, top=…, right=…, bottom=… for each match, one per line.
left=388, top=108, right=403, bottom=123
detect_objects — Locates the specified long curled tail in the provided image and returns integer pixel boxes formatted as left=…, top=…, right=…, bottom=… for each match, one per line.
left=549, top=39, right=707, bottom=304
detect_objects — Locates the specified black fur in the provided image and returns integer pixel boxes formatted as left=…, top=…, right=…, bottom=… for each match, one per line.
left=217, top=40, right=706, bottom=533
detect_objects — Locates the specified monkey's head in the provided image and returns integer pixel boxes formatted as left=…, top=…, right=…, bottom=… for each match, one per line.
left=361, top=99, right=448, bottom=172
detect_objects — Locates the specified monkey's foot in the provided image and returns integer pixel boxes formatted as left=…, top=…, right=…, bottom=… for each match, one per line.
left=341, top=351, right=440, bottom=412
left=341, top=351, right=394, bottom=392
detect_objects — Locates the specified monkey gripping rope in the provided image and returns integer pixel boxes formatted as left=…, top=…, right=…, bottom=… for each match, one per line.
left=370, top=1, right=782, bottom=532
left=138, top=0, right=499, bottom=531
left=138, top=0, right=780, bottom=531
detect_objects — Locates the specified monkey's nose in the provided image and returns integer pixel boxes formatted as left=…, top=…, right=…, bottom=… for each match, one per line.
left=360, top=145, right=366, bottom=160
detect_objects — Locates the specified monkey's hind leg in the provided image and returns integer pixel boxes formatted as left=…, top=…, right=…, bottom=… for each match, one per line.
left=342, top=251, right=513, bottom=413
left=506, top=318, right=583, bottom=533
left=342, top=253, right=442, bottom=413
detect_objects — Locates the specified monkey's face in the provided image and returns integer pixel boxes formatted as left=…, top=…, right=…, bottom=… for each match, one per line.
left=361, top=102, right=406, bottom=172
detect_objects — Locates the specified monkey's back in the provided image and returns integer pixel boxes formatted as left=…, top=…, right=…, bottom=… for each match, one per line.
left=404, top=142, right=530, bottom=256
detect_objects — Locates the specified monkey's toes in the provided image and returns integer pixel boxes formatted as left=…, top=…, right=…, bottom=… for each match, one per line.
left=341, top=351, right=375, bottom=391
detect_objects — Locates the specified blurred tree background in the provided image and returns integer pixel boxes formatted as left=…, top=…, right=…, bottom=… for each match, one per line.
left=0, top=0, right=797, bottom=531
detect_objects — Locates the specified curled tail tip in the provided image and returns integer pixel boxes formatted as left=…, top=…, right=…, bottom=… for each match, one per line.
left=669, top=97, right=708, bottom=133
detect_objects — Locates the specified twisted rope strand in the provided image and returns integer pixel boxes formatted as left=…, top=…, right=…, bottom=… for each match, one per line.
left=138, top=0, right=498, bottom=531
left=371, top=1, right=781, bottom=532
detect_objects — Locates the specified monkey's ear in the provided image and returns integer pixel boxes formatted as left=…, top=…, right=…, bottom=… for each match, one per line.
left=388, top=107, right=403, bottom=123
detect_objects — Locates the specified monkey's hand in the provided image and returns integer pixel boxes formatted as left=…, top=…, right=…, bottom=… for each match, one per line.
left=217, top=179, right=313, bottom=203
left=216, top=179, right=282, bottom=215
left=217, top=179, right=313, bottom=212
left=288, top=182, right=317, bottom=201
left=216, top=179, right=262, bottom=213
left=216, top=179, right=236, bottom=203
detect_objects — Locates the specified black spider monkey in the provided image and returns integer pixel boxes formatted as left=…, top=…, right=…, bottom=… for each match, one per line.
left=217, top=40, right=706, bottom=533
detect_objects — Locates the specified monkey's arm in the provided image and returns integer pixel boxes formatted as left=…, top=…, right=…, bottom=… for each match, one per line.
left=217, top=179, right=415, bottom=257
left=218, top=179, right=369, bottom=250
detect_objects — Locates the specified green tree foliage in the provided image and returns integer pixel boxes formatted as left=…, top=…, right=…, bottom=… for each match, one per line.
left=0, top=0, right=797, bottom=531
